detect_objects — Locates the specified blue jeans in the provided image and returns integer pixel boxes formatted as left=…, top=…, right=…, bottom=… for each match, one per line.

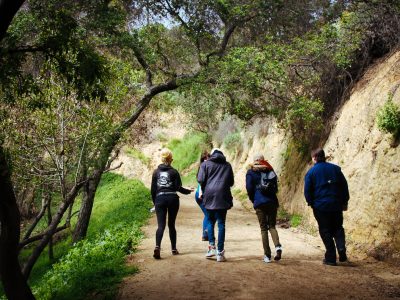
left=197, top=202, right=211, bottom=238
left=207, top=209, right=227, bottom=252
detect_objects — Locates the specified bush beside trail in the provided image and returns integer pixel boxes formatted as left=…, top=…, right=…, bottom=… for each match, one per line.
left=5, top=173, right=153, bottom=300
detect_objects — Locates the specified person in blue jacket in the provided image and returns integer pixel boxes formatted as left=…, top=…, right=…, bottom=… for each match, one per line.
left=197, top=148, right=234, bottom=262
left=195, top=151, right=211, bottom=241
left=304, top=148, right=350, bottom=266
left=246, top=154, right=282, bottom=263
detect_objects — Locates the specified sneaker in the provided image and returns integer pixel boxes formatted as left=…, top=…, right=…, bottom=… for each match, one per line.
left=338, top=250, right=347, bottom=262
left=206, top=245, right=216, bottom=258
left=274, top=245, right=282, bottom=261
left=217, top=250, right=226, bottom=262
left=153, top=247, right=161, bottom=259
left=323, top=259, right=337, bottom=266
left=172, top=249, right=179, bottom=255
left=263, top=255, right=272, bottom=263
left=150, top=206, right=156, bottom=213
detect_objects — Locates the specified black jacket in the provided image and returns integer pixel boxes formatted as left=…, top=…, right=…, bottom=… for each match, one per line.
left=151, top=164, right=190, bottom=202
left=197, top=151, right=234, bottom=210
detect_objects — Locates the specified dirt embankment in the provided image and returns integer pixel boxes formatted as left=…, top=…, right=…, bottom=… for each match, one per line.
left=117, top=195, right=400, bottom=300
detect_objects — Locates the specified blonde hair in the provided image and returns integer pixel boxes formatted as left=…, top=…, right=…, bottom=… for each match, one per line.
left=160, top=148, right=173, bottom=165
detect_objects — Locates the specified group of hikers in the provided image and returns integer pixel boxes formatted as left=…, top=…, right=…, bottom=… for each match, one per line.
left=150, top=147, right=349, bottom=266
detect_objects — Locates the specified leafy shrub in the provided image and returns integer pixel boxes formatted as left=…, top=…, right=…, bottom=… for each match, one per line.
left=28, top=173, right=152, bottom=300
left=290, top=214, right=303, bottom=228
left=33, top=224, right=142, bottom=300
left=223, top=131, right=243, bottom=155
left=376, top=96, right=400, bottom=138
left=166, top=132, right=208, bottom=173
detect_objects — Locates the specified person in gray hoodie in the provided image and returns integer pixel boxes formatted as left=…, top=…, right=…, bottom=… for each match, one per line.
left=197, top=148, right=234, bottom=262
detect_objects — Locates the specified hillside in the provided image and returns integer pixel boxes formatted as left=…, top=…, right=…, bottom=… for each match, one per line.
left=116, top=50, right=400, bottom=262
left=226, top=50, right=400, bottom=262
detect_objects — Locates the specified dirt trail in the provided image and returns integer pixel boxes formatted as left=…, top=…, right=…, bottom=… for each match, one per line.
left=117, top=195, right=400, bottom=300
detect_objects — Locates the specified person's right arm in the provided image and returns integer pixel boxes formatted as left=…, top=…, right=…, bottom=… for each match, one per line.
left=197, top=163, right=207, bottom=192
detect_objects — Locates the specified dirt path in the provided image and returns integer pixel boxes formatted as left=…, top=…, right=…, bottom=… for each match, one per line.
left=117, top=195, right=400, bottom=300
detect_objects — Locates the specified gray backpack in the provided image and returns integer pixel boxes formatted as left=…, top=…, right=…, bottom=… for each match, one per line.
left=258, top=170, right=278, bottom=195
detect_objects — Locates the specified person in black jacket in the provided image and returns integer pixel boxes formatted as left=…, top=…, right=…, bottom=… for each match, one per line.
left=151, top=148, right=192, bottom=259
left=304, top=148, right=350, bottom=266
left=197, top=148, right=234, bottom=262
left=246, top=154, right=282, bottom=263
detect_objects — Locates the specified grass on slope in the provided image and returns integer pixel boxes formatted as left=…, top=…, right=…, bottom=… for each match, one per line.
left=166, top=132, right=209, bottom=185
left=23, top=173, right=152, bottom=300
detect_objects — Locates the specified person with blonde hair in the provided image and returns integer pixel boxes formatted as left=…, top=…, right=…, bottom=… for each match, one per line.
left=151, top=148, right=192, bottom=259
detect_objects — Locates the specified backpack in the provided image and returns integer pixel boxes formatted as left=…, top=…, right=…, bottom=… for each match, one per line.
left=258, top=170, right=278, bottom=195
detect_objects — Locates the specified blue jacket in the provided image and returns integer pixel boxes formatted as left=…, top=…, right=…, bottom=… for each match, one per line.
left=246, top=167, right=279, bottom=209
left=304, top=161, right=349, bottom=212
left=197, top=151, right=234, bottom=210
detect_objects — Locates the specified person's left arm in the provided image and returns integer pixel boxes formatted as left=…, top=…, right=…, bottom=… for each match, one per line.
left=338, top=168, right=349, bottom=210
left=228, top=163, right=234, bottom=187
left=175, top=169, right=192, bottom=194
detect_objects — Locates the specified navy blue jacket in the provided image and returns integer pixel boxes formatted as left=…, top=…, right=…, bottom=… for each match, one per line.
left=246, top=167, right=279, bottom=209
left=304, top=161, right=349, bottom=212
left=197, top=151, right=234, bottom=210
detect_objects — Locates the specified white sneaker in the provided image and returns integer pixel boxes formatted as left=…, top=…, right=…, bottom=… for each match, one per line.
left=217, top=250, right=226, bottom=262
left=206, top=245, right=216, bottom=258
left=263, top=255, right=271, bottom=263
left=150, top=206, right=156, bottom=213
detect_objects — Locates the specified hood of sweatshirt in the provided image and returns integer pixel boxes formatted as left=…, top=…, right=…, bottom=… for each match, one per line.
left=209, top=151, right=227, bottom=164
left=158, top=164, right=174, bottom=171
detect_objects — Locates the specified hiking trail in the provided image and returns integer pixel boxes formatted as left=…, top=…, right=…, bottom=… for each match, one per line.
left=117, top=194, right=400, bottom=300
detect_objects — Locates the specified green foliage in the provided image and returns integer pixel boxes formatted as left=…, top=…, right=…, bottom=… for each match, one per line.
left=223, top=131, right=243, bottom=155
left=167, top=132, right=209, bottom=173
left=125, top=147, right=151, bottom=166
left=290, top=214, right=303, bottom=228
left=376, top=95, right=400, bottom=139
left=277, top=209, right=303, bottom=228
left=32, top=224, right=139, bottom=300
left=28, top=173, right=152, bottom=300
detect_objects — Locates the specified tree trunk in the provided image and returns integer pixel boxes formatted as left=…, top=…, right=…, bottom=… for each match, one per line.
left=72, top=174, right=101, bottom=242
left=21, top=183, right=82, bottom=278
left=47, top=194, right=53, bottom=261
left=0, top=147, right=35, bottom=300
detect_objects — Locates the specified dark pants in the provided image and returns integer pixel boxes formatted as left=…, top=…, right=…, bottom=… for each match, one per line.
left=207, top=209, right=227, bottom=252
left=255, top=203, right=280, bottom=257
left=155, top=195, right=180, bottom=250
left=313, top=209, right=346, bottom=263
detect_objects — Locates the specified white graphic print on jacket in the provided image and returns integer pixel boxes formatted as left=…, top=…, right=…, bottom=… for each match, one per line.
left=158, top=172, right=173, bottom=188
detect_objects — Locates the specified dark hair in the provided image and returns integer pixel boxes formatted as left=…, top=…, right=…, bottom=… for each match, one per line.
left=311, top=148, right=326, bottom=162
left=200, top=150, right=210, bottom=163
left=197, top=150, right=210, bottom=177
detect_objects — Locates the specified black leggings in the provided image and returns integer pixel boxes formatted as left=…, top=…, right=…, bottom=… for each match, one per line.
left=155, top=195, right=180, bottom=250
